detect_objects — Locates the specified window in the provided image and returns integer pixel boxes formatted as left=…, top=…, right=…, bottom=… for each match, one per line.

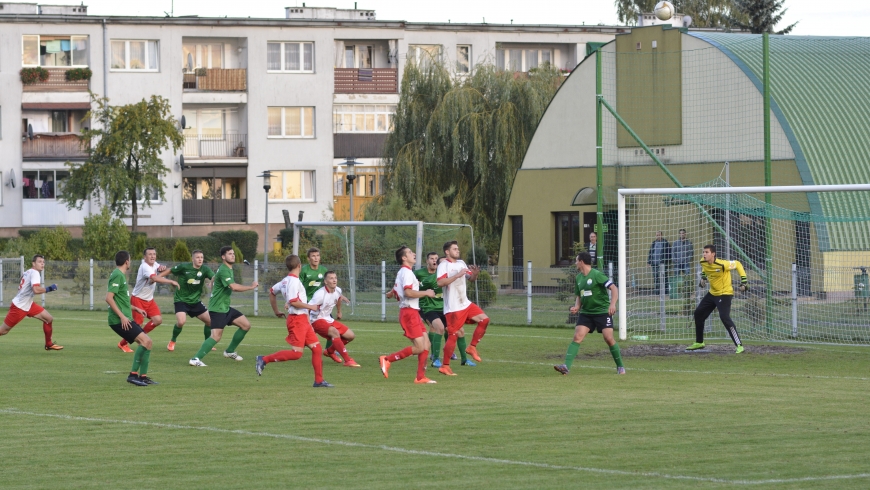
left=496, top=47, right=554, bottom=71
left=343, top=45, right=372, bottom=69
left=333, top=168, right=383, bottom=197
left=267, top=42, right=314, bottom=72
left=267, top=171, right=315, bottom=201
left=182, top=43, right=222, bottom=72
left=111, top=40, right=159, bottom=71
left=138, top=177, right=161, bottom=203
left=409, top=44, right=441, bottom=69
left=554, top=212, right=580, bottom=266
left=22, top=35, right=89, bottom=67
left=333, top=105, right=396, bottom=133
left=22, top=170, right=69, bottom=200
left=183, top=177, right=246, bottom=200
left=267, top=107, right=314, bottom=138
left=183, top=109, right=225, bottom=139
left=457, top=45, right=471, bottom=73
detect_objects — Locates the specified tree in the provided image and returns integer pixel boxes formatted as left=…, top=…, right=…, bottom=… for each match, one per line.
left=378, top=59, right=562, bottom=255
left=60, top=94, right=184, bottom=231
left=172, top=240, right=192, bottom=262
left=82, top=207, right=131, bottom=260
left=615, top=0, right=745, bottom=29
left=731, top=0, right=797, bottom=34
left=33, top=227, right=74, bottom=261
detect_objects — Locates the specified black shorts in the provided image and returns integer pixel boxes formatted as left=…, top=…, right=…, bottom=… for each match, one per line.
left=420, top=310, right=447, bottom=328
left=175, top=301, right=208, bottom=318
left=576, top=314, right=613, bottom=333
left=209, top=308, right=244, bottom=330
left=110, top=321, right=144, bottom=344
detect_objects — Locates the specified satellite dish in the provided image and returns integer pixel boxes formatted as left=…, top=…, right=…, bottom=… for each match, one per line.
left=683, top=15, right=693, bottom=27
left=180, top=115, right=187, bottom=129
left=179, top=154, right=185, bottom=169
left=27, top=124, right=34, bottom=141
left=7, top=169, right=16, bottom=189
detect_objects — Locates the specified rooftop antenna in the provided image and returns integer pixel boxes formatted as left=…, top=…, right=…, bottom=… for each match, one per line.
left=164, top=0, right=173, bottom=17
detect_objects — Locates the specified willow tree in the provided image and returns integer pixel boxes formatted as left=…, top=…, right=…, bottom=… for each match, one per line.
left=379, top=59, right=562, bottom=253
left=61, top=94, right=183, bottom=231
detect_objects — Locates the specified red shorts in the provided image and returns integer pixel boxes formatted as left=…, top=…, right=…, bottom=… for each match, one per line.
left=131, top=296, right=161, bottom=325
left=399, top=308, right=426, bottom=339
left=285, top=314, right=317, bottom=348
left=4, top=303, right=44, bottom=328
left=445, top=303, right=485, bottom=334
left=311, top=319, right=349, bottom=338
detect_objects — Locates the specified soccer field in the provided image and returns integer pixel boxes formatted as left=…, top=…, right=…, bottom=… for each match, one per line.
left=2, top=311, right=868, bottom=489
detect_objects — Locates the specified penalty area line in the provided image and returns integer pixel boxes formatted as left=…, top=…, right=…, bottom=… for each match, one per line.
left=1, top=408, right=868, bottom=485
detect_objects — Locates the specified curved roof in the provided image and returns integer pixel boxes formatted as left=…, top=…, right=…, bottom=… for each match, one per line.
left=691, top=33, right=870, bottom=250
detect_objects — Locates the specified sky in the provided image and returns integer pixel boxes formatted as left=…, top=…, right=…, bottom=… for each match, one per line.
left=24, top=0, right=870, bottom=36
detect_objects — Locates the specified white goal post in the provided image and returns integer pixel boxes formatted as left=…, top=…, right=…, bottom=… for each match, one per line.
left=618, top=184, right=870, bottom=341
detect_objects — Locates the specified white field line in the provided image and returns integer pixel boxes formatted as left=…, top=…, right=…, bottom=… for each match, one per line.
left=1, top=408, right=867, bottom=486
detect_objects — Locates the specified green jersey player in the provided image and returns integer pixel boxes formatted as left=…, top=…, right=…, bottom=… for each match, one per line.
left=156, top=249, right=215, bottom=351
left=300, top=247, right=329, bottom=300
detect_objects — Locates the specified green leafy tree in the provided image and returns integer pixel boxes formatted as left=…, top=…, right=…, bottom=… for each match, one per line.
left=83, top=207, right=131, bottom=260
left=132, top=234, right=148, bottom=258
left=173, top=240, right=192, bottom=262
left=60, top=94, right=184, bottom=231
left=731, top=0, right=797, bottom=33
left=70, top=259, right=106, bottom=305
left=231, top=241, right=244, bottom=283
left=32, top=227, right=74, bottom=261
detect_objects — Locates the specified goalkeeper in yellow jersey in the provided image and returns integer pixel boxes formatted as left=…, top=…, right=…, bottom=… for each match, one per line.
left=687, top=244, right=747, bottom=353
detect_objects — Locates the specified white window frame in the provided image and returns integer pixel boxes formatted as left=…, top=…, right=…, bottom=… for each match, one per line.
left=267, top=107, right=315, bottom=138
left=456, top=45, right=472, bottom=74
left=267, top=41, right=315, bottom=73
left=110, top=40, right=160, bottom=72
left=267, top=170, right=316, bottom=202
left=22, top=35, right=89, bottom=67
left=333, top=104, right=396, bottom=133
left=21, top=169, right=69, bottom=201
left=409, top=44, right=442, bottom=68
left=496, top=47, right=554, bottom=71
left=182, top=43, right=223, bottom=72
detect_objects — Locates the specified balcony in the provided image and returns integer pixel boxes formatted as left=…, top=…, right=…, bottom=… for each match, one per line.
left=182, top=134, right=248, bottom=160
left=22, top=133, right=88, bottom=160
left=182, top=198, right=247, bottom=224
left=182, top=69, right=247, bottom=91
left=334, top=68, right=397, bottom=94
left=22, top=68, right=89, bottom=92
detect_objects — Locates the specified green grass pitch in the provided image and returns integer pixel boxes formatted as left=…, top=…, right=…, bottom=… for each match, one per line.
left=1, top=310, right=868, bottom=489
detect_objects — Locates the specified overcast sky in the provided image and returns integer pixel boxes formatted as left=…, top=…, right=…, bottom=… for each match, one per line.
left=28, top=0, right=870, bottom=36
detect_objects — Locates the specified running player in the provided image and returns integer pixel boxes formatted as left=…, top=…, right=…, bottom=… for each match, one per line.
left=436, top=241, right=489, bottom=376
left=300, top=247, right=332, bottom=355
left=414, top=253, right=473, bottom=368
left=381, top=245, right=436, bottom=384
left=106, top=250, right=156, bottom=386
left=0, top=254, right=63, bottom=350
left=256, top=254, right=333, bottom=387
left=554, top=252, right=625, bottom=375
left=155, top=249, right=215, bottom=351
left=118, top=247, right=178, bottom=352
left=308, top=271, right=359, bottom=367
left=688, top=244, right=748, bottom=353
left=189, top=246, right=257, bottom=366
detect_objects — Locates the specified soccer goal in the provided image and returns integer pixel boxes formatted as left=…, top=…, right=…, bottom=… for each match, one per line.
left=617, top=183, right=870, bottom=345
left=289, top=221, right=476, bottom=321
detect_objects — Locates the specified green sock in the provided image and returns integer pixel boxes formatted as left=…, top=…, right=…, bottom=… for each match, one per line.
left=171, top=325, right=183, bottom=342
left=325, top=339, right=333, bottom=350
left=225, top=328, right=248, bottom=353
left=565, top=341, right=581, bottom=369
left=609, top=343, right=624, bottom=368
left=194, top=338, right=217, bottom=360
left=131, top=345, right=146, bottom=372
left=203, top=325, right=212, bottom=340
left=431, top=333, right=443, bottom=361
left=428, top=331, right=435, bottom=347
left=457, top=336, right=468, bottom=362
left=140, top=349, right=151, bottom=376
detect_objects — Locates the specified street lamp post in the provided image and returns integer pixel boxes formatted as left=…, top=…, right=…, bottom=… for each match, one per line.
left=257, top=171, right=272, bottom=271
left=344, top=158, right=357, bottom=310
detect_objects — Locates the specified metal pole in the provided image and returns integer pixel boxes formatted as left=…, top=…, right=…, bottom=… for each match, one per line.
left=763, top=32, right=774, bottom=335
left=526, top=260, right=532, bottom=325
left=264, top=193, right=269, bottom=271
left=292, top=224, right=300, bottom=256
left=595, top=47, right=604, bottom=271
left=617, top=193, right=627, bottom=341
left=254, top=259, right=259, bottom=316
left=725, top=162, right=731, bottom=260
left=659, top=261, right=665, bottom=332
left=89, top=258, right=94, bottom=310
left=381, top=260, right=386, bottom=322
left=349, top=188, right=356, bottom=312
left=41, top=269, right=46, bottom=307
left=791, top=263, right=798, bottom=338
left=415, top=222, right=424, bottom=269
left=471, top=225, right=479, bottom=305
left=0, top=259, right=4, bottom=307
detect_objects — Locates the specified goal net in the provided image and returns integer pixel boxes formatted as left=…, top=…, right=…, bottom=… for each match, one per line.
left=287, top=221, right=475, bottom=321
left=618, top=183, right=870, bottom=345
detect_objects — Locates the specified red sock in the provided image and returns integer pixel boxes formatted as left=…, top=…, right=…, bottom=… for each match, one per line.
left=342, top=336, right=353, bottom=345
left=471, top=318, right=490, bottom=346
left=330, top=336, right=351, bottom=362
left=443, top=334, right=458, bottom=365
left=388, top=346, right=413, bottom=362
left=264, top=350, right=303, bottom=363
left=311, top=344, right=324, bottom=383
left=43, top=322, right=53, bottom=346
left=143, top=321, right=156, bottom=333
left=417, top=350, right=429, bottom=379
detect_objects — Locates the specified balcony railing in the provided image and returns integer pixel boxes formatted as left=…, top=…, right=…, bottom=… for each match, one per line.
left=22, top=68, right=89, bottom=92
left=334, top=68, right=398, bottom=94
left=182, top=68, right=247, bottom=91
left=182, top=134, right=247, bottom=159
left=182, top=198, right=247, bottom=224
left=22, top=133, right=88, bottom=159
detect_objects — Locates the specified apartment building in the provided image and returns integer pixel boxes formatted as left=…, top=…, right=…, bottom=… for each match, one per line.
left=0, top=3, right=624, bottom=247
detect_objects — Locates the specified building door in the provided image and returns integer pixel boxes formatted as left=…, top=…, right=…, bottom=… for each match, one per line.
left=511, top=216, right=523, bottom=289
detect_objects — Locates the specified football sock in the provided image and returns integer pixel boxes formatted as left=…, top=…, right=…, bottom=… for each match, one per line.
left=143, top=321, right=156, bottom=333
left=325, top=339, right=333, bottom=351
left=565, top=341, right=581, bottom=369
left=225, top=328, right=248, bottom=353
left=457, top=336, right=468, bottom=363
left=428, top=332, right=435, bottom=351
left=417, top=350, right=429, bottom=379
left=264, top=350, right=302, bottom=363
left=42, top=322, right=53, bottom=346
left=342, top=335, right=353, bottom=346
left=132, top=345, right=146, bottom=372
left=443, top=334, right=458, bottom=365
left=609, top=343, right=624, bottom=368
left=195, top=338, right=218, bottom=360
left=171, top=325, right=183, bottom=342
left=388, top=346, right=413, bottom=362
left=470, top=318, right=490, bottom=346
left=311, top=343, right=324, bottom=383
left=430, top=332, right=443, bottom=361
left=331, top=336, right=351, bottom=362
left=140, top=348, right=151, bottom=376
left=204, top=325, right=212, bottom=341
